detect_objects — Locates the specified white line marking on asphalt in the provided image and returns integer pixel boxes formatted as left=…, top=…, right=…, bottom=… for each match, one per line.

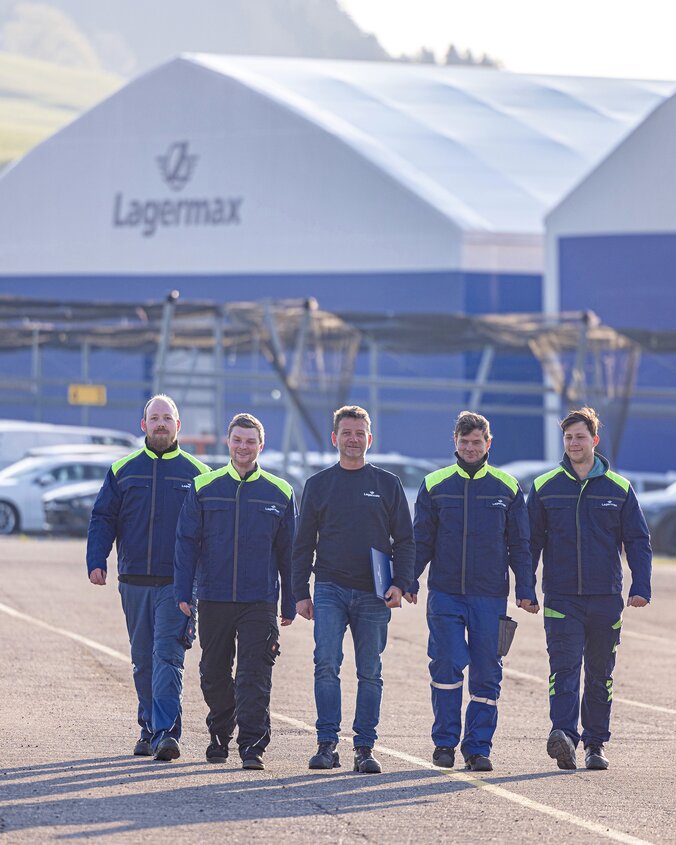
left=272, top=713, right=654, bottom=845
left=506, top=603, right=671, bottom=647
left=0, top=601, right=668, bottom=845
left=503, top=667, right=676, bottom=715
left=620, top=629, right=671, bottom=644
left=0, top=601, right=129, bottom=664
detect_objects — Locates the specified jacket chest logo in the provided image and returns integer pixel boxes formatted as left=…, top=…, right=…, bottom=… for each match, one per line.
left=600, top=500, right=619, bottom=508
left=489, top=499, right=507, bottom=508
left=264, top=505, right=281, bottom=515
left=363, top=490, right=380, bottom=498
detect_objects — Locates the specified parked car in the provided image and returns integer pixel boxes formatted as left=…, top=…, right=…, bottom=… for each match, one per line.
left=0, top=420, right=138, bottom=470
left=638, top=483, right=676, bottom=556
left=0, top=453, right=121, bottom=534
left=43, top=480, right=103, bottom=536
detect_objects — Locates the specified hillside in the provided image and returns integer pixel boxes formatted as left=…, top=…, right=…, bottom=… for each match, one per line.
left=0, top=0, right=389, bottom=75
left=0, top=51, right=121, bottom=167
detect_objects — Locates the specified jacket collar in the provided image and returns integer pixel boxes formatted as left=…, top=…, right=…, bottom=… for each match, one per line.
left=560, top=451, right=609, bottom=482
left=455, top=450, right=489, bottom=479
left=224, top=461, right=261, bottom=482
left=143, top=438, right=180, bottom=460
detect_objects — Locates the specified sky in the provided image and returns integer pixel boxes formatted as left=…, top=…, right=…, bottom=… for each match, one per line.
left=339, top=0, right=676, bottom=80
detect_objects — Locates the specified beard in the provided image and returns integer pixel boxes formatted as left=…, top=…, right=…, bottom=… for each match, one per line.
left=147, top=429, right=173, bottom=450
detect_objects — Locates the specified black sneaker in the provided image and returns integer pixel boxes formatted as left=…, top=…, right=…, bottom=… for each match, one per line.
left=133, top=739, right=152, bottom=757
left=206, top=739, right=229, bottom=764
left=242, top=750, right=265, bottom=770
left=432, top=746, right=455, bottom=768
left=353, top=746, right=382, bottom=774
left=547, top=729, right=577, bottom=770
left=584, top=744, right=609, bottom=770
left=153, top=736, right=180, bottom=761
left=309, top=741, right=340, bottom=770
left=464, top=754, right=493, bottom=772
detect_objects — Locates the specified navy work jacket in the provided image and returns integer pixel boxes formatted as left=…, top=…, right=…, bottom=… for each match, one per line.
left=412, top=462, right=535, bottom=600
left=87, top=445, right=210, bottom=578
left=174, top=462, right=297, bottom=619
left=527, top=453, right=652, bottom=600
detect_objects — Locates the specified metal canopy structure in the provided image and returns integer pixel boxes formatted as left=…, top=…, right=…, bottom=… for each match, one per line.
left=1, top=295, right=676, bottom=461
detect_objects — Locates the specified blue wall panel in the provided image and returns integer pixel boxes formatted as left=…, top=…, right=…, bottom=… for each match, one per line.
left=560, top=233, right=676, bottom=471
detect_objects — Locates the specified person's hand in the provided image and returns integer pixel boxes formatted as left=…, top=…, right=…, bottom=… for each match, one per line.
left=627, top=595, right=649, bottom=607
left=89, top=568, right=106, bottom=586
left=280, top=616, right=293, bottom=626
left=178, top=601, right=192, bottom=617
left=296, top=598, right=314, bottom=620
left=517, top=598, right=540, bottom=614
left=403, top=592, right=418, bottom=604
left=385, top=585, right=403, bottom=608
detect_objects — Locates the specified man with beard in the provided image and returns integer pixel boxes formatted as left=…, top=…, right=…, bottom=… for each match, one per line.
left=87, top=394, right=210, bottom=761
left=406, top=411, right=538, bottom=772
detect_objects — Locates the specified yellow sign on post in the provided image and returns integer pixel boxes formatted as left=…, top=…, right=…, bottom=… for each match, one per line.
left=68, top=384, right=107, bottom=406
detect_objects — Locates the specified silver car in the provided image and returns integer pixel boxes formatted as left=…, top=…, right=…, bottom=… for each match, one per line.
left=0, top=453, right=122, bottom=534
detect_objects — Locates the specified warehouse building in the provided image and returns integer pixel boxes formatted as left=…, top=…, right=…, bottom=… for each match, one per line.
left=0, top=56, right=673, bottom=460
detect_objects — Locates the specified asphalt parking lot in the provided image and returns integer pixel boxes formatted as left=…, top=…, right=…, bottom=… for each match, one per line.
left=1, top=537, right=674, bottom=844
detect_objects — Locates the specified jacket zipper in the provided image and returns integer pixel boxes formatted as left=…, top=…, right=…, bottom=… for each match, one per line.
left=146, top=458, right=158, bottom=575
left=575, top=479, right=588, bottom=594
left=233, top=478, right=243, bottom=600
left=461, top=476, right=469, bottom=594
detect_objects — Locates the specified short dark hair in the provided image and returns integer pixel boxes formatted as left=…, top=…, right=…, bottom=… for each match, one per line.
left=332, top=405, right=371, bottom=434
left=454, top=411, right=491, bottom=441
left=560, top=407, right=601, bottom=437
left=227, top=412, right=265, bottom=443
left=143, top=393, right=179, bottom=420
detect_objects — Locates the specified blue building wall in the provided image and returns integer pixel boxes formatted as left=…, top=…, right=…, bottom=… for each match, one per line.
left=0, top=269, right=542, bottom=463
left=559, top=233, right=676, bottom=471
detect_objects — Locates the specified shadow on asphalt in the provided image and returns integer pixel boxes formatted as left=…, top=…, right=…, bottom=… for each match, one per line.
left=1, top=755, right=580, bottom=838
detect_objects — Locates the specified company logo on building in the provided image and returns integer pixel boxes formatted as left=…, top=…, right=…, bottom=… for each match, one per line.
left=156, top=141, right=199, bottom=191
left=112, top=141, right=243, bottom=238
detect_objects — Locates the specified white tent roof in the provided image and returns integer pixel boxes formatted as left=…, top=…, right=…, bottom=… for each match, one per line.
left=546, top=93, right=676, bottom=238
left=194, top=55, right=674, bottom=234
left=0, top=55, right=673, bottom=276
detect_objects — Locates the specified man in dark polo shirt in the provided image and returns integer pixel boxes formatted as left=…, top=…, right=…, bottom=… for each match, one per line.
left=292, top=405, right=415, bottom=774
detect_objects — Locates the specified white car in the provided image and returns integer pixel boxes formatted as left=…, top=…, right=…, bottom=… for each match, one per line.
left=0, top=420, right=138, bottom=470
left=0, top=453, right=121, bottom=534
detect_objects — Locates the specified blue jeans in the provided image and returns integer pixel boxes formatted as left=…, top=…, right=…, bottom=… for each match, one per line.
left=118, top=582, right=190, bottom=751
left=313, top=581, right=391, bottom=748
left=427, top=590, right=506, bottom=759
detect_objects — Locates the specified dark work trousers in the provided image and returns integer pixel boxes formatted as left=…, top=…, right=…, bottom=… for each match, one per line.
left=544, top=594, right=624, bottom=748
left=198, top=600, right=279, bottom=758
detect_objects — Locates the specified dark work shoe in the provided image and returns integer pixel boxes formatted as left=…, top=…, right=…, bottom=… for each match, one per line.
left=309, top=741, right=340, bottom=770
left=432, top=746, right=455, bottom=768
left=154, top=736, right=180, bottom=761
left=242, top=750, right=265, bottom=770
left=465, top=754, right=493, bottom=772
left=133, top=739, right=152, bottom=757
left=585, top=744, right=609, bottom=770
left=206, top=739, right=229, bottom=764
left=547, top=729, right=577, bottom=770
left=353, top=746, right=382, bottom=774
